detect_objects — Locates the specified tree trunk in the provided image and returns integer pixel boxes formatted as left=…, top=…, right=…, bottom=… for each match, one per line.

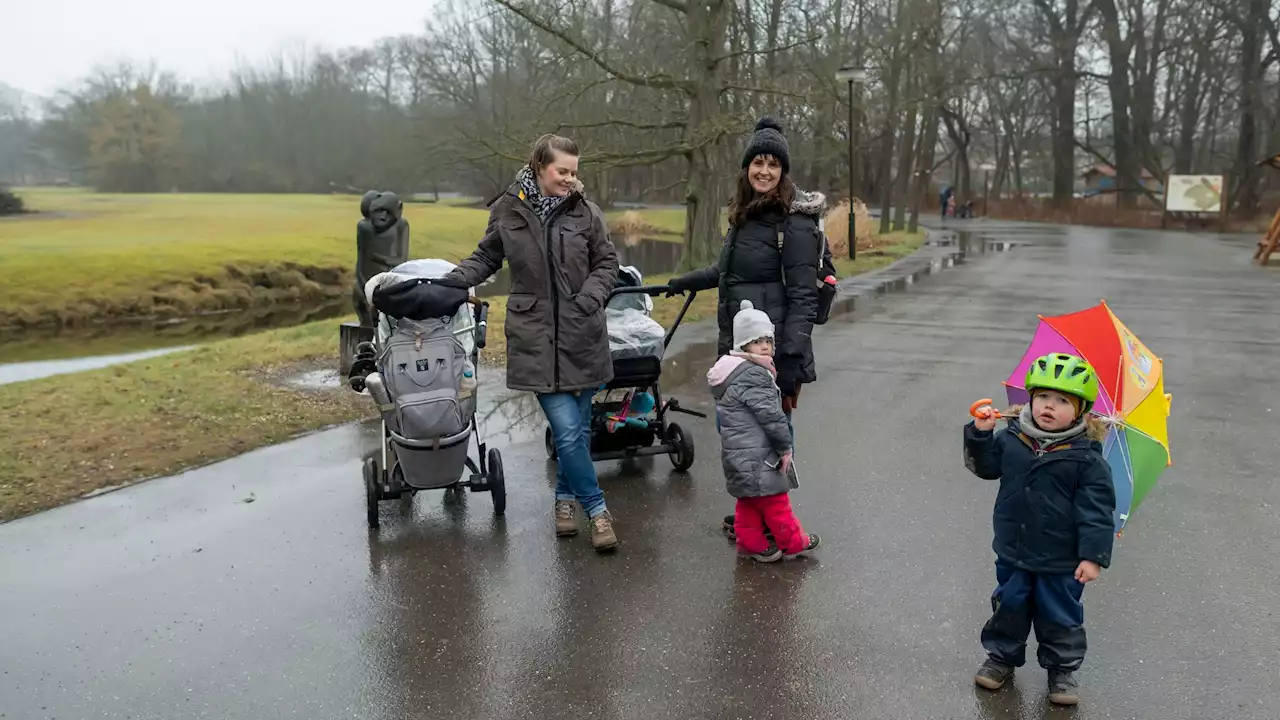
left=993, top=134, right=1010, bottom=198
left=942, top=110, right=973, bottom=201
left=877, top=1, right=907, bottom=234
left=1231, top=0, right=1268, bottom=215
left=1040, top=0, right=1087, bottom=208
left=813, top=0, right=845, bottom=198
left=1051, top=62, right=1078, bottom=206
left=1174, top=38, right=1209, bottom=173
left=1097, top=0, right=1138, bottom=209
left=683, top=0, right=730, bottom=269
left=910, top=100, right=939, bottom=234
left=764, top=0, right=784, bottom=79
left=893, top=78, right=919, bottom=231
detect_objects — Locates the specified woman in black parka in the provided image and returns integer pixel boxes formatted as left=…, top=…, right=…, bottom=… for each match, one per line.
left=667, top=117, right=827, bottom=539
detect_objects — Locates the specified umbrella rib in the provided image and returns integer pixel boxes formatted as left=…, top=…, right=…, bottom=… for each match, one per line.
left=1094, top=410, right=1168, bottom=450
left=1111, top=352, right=1125, bottom=414
left=1111, top=425, right=1137, bottom=529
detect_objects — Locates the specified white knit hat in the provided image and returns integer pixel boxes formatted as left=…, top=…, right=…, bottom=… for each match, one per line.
left=732, top=300, right=775, bottom=351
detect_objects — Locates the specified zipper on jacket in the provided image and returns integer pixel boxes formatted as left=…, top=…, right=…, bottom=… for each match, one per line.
left=542, top=198, right=574, bottom=393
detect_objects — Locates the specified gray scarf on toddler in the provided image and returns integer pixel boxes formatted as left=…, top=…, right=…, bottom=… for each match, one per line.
left=1017, top=405, right=1089, bottom=445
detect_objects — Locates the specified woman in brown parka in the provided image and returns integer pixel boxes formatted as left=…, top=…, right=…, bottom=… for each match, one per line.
left=442, top=134, right=621, bottom=552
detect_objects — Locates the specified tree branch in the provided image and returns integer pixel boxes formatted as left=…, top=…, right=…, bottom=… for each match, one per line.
left=552, top=118, right=688, bottom=131
left=714, top=34, right=823, bottom=63
left=491, top=0, right=691, bottom=93
left=720, top=83, right=808, bottom=100
left=648, top=0, right=688, bottom=13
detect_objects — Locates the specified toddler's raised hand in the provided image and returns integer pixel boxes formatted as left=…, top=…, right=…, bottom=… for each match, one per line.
left=972, top=404, right=998, bottom=432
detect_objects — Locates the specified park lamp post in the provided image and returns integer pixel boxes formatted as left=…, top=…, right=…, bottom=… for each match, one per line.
left=836, top=66, right=868, bottom=259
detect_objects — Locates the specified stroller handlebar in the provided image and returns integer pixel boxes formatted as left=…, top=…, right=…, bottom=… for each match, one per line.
left=608, top=284, right=689, bottom=299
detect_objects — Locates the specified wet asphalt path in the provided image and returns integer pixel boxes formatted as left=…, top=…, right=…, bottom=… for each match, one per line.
left=3, top=221, right=1279, bottom=719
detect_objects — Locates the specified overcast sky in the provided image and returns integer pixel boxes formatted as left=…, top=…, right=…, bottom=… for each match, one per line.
left=1, top=0, right=441, bottom=97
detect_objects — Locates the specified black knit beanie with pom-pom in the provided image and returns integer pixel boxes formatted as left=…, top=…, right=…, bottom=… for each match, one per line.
left=741, top=116, right=790, bottom=173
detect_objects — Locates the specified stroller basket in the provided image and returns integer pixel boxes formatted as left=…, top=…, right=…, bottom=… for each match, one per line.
left=608, top=356, right=662, bottom=390
left=388, top=423, right=474, bottom=490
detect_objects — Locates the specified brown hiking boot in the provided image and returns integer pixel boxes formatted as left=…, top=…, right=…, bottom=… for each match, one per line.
left=554, top=500, right=579, bottom=537
left=590, top=511, right=618, bottom=551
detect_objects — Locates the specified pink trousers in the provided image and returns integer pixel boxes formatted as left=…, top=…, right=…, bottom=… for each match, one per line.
left=735, top=493, right=808, bottom=555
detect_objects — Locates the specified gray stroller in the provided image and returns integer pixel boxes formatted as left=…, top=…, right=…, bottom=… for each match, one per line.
left=348, top=259, right=505, bottom=527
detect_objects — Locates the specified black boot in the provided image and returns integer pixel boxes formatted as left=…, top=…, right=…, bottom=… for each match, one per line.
left=1047, top=670, right=1079, bottom=706
left=974, top=658, right=1015, bottom=690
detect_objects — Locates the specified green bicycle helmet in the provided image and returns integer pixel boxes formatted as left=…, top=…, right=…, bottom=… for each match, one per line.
left=1025, top=353, right=1099, bottom=411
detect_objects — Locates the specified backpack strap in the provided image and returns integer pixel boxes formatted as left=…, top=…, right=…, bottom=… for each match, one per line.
left=718, top=225, right=740, bottom=275
left=776, top=221, right=787, bottom=287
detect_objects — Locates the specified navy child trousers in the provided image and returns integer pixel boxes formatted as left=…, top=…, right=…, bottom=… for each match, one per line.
left=981, top=561, right=1087, bottom=671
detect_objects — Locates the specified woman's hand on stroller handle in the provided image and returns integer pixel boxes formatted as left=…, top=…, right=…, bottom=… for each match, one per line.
left=609, top=284, right=681, bottom=299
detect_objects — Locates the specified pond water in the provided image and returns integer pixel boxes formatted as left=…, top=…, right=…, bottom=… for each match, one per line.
left=0, top=298, right=349, bottom=386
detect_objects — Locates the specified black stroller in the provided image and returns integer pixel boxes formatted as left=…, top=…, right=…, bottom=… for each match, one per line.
left=544, top=268, right=706, bottom=470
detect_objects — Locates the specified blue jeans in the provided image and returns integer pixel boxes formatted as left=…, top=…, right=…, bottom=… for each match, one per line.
left=981, top=561, right=1087, bottom=671
left=538, top=390, right=606, bottom=517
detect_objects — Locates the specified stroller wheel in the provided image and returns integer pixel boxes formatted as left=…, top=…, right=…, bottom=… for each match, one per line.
left=544, top=426, right=557, bottom=461
left=488, top=449, right=507, bottom=516
left=363, top=458, right=381, bottom=528
left=667, top=422, right=695, bottom=472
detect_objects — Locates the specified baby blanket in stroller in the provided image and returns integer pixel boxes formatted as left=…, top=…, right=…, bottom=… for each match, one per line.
left=606, top=265, right=666, bottom=361
left=365, top=259, right=477, bottom=361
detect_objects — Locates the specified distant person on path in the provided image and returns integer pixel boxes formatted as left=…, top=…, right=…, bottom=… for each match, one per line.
left=708, top=300, right=819, bottom=562
left=940, top=185, right=954, bottom=219
left=964, top=354, right=1117, bottom=707
left=440, top=134, right=621, bottom=552
left=665, top=116, right=827, bottom=540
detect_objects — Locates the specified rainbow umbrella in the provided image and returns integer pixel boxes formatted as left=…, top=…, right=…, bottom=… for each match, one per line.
left=1004, top=301, right=1172, bottom=535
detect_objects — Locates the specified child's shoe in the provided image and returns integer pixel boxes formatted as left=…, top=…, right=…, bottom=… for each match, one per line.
left=722, top=515, right=774, bottom=543
left=974, top=658, right=1015, bottom=690
left=784, top=533, right=820, bottom=559
left=740, top=544, right=782, bottom=563
left=1047, top=670, right=1079, bottom=706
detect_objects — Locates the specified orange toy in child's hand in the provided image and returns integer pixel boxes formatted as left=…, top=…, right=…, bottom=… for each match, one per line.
left=969, top=398, right=1003, bottom=419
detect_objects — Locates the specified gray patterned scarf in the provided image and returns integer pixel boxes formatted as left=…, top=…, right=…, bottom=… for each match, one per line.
left=516, top=165, right=568, bottom=222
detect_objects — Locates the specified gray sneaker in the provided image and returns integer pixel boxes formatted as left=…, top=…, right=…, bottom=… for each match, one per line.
left=554, top=500, right=579, bottom=537
left=590, top=511, right=618, bottom=551
left=1047, top=670, right=1079, bottom=706
left=744, top=545, right=782, bottom=563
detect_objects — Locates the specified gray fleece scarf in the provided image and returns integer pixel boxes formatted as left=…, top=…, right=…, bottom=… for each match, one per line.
left=1017, top=405, right=1089, bottom=445
left=516, top=165, right=569, bottom=222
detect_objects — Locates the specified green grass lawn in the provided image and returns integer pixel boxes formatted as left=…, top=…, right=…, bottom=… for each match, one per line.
left=0, top=189, right=684, bottom=327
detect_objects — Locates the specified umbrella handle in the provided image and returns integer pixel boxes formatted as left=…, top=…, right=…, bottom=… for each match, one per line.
left=970, top=398, right=1004, bottom=419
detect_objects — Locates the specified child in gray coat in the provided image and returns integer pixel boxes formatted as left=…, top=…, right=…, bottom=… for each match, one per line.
left=708, top=300, right=821, bottom=562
